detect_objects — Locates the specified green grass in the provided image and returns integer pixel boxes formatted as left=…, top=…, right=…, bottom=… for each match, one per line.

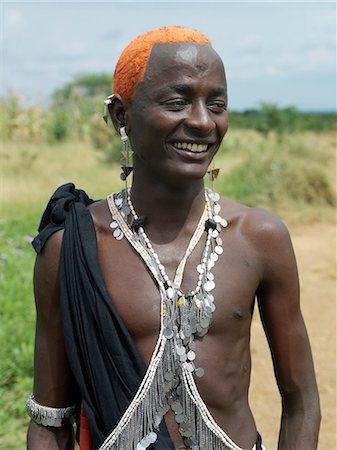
left=0, top=214, right=37, bottom=449
left=0, top=130, right=335, bottom=448
left=217, top=129, right=336, bottom=222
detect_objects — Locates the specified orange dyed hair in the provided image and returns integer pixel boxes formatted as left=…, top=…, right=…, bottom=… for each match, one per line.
left=113, top=26, right=211, bottom=101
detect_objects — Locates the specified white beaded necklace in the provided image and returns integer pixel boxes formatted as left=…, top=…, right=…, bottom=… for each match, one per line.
left=126, top=190, right=211, bottom=292
left=102, top=188, right=242, bottom=450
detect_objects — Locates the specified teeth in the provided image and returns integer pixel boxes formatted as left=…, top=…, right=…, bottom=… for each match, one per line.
left=173, top=142, right=208, bottom=153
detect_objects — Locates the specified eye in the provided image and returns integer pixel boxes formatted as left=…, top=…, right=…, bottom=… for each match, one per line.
left=208, top=101, right=227, bottom=113
left=163, top=99, right=188, bottom=111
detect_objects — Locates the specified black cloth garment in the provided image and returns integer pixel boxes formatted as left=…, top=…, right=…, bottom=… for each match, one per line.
left=33, top=183, right=174, bottom=450
left=256, top=433, right=263, bottom=450
left=32, top=183, right=95, bottom=254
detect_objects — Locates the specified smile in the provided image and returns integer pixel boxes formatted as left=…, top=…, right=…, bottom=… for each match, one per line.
left=173, top=142, right=209, bottom=153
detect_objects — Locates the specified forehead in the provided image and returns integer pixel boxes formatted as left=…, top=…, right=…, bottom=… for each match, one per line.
left=149, top=42, right=222, bottom=70
left=136, top=43, right=226, bottom=96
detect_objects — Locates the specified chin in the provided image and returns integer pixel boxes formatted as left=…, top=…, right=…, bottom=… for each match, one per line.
left=161, top=166, right=208, bottom=189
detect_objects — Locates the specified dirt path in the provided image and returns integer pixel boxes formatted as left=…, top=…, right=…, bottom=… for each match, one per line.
left=249, top=222, right=336, bottom=449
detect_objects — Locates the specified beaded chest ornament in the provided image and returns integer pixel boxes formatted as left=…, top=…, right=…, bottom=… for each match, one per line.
left=101, top=188, right=243, bottom=450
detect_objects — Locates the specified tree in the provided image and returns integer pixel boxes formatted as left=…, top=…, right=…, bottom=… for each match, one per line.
left=52, top=73, right=112, bottom=102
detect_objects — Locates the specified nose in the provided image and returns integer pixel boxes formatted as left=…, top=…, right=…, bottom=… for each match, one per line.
left=184, top=100, right=216, bottom=134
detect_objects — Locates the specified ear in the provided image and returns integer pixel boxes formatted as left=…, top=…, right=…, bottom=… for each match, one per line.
left=107, top=94, right=129, bottom=135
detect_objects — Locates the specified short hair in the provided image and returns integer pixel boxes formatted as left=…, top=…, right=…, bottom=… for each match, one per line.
left=113, top=26, right=211, bottom=101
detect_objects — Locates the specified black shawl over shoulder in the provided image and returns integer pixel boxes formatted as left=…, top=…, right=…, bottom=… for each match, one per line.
left=32, top=183, right=174, bottom=450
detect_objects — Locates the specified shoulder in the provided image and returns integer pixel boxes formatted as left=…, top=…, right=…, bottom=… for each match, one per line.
left=35, top=228, right=65, bottom=284
left=221, top=198, right=297, bottom=285
left=87, top=198, right=112, bottom=235
left=220, top=197, right=292, bottom=258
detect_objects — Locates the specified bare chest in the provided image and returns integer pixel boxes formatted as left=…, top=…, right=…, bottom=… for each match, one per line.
left=97, top=227, right=261, bottom=348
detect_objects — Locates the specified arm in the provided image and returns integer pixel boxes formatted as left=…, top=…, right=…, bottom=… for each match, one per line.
left=256, top=217, right=320, bottom=450
left=27, top=230, right=77, bottom=450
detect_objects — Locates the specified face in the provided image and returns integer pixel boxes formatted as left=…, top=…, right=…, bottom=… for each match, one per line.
left=125, top=43, right=228, bottom=187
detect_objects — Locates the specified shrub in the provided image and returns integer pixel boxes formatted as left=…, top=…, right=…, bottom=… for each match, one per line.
left=219, top=145, right=335, bottom=211
left=89, top=114, right=121, bottom=164
left=45, top=109, right=71, bottom=143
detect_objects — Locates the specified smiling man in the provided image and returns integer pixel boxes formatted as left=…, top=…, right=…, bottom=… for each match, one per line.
left=27, top=26, right=320, bottom=450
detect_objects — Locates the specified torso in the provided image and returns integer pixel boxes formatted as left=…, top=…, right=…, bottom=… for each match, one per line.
left=88, top=196, right=265, bottom=450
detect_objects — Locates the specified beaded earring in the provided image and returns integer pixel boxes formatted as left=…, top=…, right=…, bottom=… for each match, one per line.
left=119, top=126, right=133, bottom=190
left=102, top=95, right=134, bottom=195
left=207, top=159, right=220, bottom=192
left=102, top=94, right=114, bottom=124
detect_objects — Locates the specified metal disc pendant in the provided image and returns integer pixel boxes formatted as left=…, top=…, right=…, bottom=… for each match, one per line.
left=189, top=340, right=196, bottom=350
left=205, top=280, right=215, bottom=292
left=175, top=413, right=185, bottom=423
left=149, top=432, right=157, bottom=444
left=212, top=229, right=219, bottom=238
left=215, top=245, right=223, bottom=255
left=216, top=236, right=223, bottom=246
left=164, top=371, right=174, bottom=381
left=207, top=272, right=214, bottom=281
left=166, top=287, right=175, bottom=299
left=208, top=259, right=215, bottom=269
left=211, top=252, right=218, bottom=261
left=164, top=328, right=174, bottom=339
left=121, top=205, right=131, bottom=216
left=187, top=350, right=196, bottom=361
left=171, top=401, right=183, bottom=414
left=176, top=346, right=186, bottom=356
left=211, top=192, right=220, bottom=202
left=186, top=362, right=195, bottom=372
left=195, top=367, right=205, bottom=377
left=113, top=228, right=124, bottom=240
left=221, top=218, right=228, bottom=228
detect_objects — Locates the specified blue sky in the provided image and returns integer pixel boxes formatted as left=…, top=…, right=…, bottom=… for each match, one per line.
left=1, top=1, right=336, bottom=111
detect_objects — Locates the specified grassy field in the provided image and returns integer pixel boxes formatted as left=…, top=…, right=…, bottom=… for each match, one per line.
left=0, top=129, right=335, bottom=448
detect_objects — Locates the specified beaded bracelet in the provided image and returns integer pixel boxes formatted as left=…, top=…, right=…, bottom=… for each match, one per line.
left=26, top=394, right=76, bottom=427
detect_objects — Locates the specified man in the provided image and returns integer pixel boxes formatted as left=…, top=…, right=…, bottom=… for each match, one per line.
left=27, top=26, right=320, bottom=450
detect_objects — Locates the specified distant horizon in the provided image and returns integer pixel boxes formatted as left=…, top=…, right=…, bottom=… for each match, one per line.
left=2, top=83, right=335, bottom=115
left=2, top=2, right=336, bottom=112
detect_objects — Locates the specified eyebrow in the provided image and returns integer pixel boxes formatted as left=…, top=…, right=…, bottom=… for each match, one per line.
left=168, top=83, right=227, bottom=97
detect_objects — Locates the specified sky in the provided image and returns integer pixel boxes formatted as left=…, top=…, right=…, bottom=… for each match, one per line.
left=1, top=1, right=336, bottom=111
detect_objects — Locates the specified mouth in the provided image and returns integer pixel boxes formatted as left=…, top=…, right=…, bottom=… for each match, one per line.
left=172, top=142, right=210, bottom=153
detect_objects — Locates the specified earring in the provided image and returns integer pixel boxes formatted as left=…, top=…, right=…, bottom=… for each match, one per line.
left=102, top=94, right=114, bottom=124
left=207, top=159, right=220, bottom=192
left=119, top=126, right=133, bottom=191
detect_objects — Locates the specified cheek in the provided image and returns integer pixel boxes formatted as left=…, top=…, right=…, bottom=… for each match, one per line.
left=222, top=114, right=229, bottom=134
left=130, top=111, right=174, bottom=147
left=128, top=122, right=165, bottom=161
left=214, top=117, right=228, bottom=146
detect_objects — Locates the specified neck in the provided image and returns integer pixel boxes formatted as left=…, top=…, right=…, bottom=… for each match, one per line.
left=129, top=173, right=207, bottom=243
left=131, top=178, right=205, bottom=220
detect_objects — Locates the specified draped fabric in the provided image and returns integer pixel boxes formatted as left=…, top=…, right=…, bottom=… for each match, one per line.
left=32, top=183, right=95, bottom=254
left=33, top=183, right=174, bottom=450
